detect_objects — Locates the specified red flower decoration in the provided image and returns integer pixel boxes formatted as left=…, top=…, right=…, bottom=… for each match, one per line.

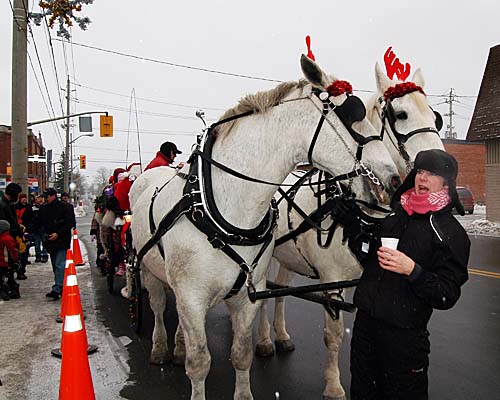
left=327, top=80, right=353, bottom=97
left=383, top=82, right=425, bottom=101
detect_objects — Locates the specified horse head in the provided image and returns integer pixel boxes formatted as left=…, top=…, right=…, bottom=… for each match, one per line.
left=368, top=63, right=445, bottom=175
left=300, top=55, right=401, bottom=204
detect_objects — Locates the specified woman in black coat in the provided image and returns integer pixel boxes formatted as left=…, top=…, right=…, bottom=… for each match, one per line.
left=350, top=149, right=470, bottom=400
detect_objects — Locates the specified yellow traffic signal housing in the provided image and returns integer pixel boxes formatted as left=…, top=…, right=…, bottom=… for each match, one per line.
left=100, top=115, right=113, bottom=137
left=80, top=155, right=87, bottom=169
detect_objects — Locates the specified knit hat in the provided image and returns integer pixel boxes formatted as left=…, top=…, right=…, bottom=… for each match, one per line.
left=391, top=149, right=464, bottom=215
left=0, top=220, right=10, bottom=233
left=5, top=183, right=22, bottom=200
left=42, top=187, right=58, bottom=198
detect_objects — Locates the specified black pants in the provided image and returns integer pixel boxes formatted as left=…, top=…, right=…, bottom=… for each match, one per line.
left=350, top=310, right=430, bottom=400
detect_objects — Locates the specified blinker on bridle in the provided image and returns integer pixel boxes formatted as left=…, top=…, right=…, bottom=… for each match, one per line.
left=379, top=93, right=443, bottom=170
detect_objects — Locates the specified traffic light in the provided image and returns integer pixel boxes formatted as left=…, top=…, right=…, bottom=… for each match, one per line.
left=100, top=115, right=113, bottom=137
left=79, top=155, right=86, bottom=169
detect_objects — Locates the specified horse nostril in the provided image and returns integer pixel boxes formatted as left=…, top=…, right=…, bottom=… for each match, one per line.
left=391, top=175, right=402, bottom=189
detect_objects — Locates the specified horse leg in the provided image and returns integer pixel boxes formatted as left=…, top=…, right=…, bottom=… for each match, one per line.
left=322, top=310, right=346, bottom=400
left=273, top=265, right=295, bottom=352
left=255, top=257, right=279, bottom=358
left=172, top=324, right=186, bottom=366
left=176, top=293, right=211, bottom=400
left=227, top=295, right=262, bottom=400
left=255, top=297, right=275, bottom=357
left=143, top=267, right=170, bottom=364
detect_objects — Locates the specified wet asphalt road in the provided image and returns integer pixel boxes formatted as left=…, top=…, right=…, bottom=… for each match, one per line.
left=81, top=219, right=500, bottom=400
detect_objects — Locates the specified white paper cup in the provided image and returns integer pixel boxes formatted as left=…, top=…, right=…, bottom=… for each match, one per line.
left=381, top=237, right=399, bottom=250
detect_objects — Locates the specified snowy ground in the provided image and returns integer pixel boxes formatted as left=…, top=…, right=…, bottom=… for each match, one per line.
left=459, top=205, right=500, bottom=237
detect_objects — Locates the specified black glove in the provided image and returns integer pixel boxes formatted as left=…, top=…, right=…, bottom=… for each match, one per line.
left=90, top=228, right=97, bottom=236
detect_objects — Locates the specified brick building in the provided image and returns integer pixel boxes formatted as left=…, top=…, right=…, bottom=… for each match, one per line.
left=467, top=44, right=500, bottom=222
left=443, top=138, right=486, bottom=204
left=0, top=125, right=47, bottom=195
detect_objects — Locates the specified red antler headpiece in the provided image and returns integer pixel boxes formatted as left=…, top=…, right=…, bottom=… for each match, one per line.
left=305, top=35, right=315, bottom=61
left=383, top=82, right=425, bottom=101
left=384, top=46, right=411, bottom=81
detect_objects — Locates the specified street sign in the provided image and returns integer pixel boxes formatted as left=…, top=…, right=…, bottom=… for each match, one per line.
left=79, top=116, right=93, bottom=132
left=28, top=155, right=47, bottom=163
left=100, top=115, right=113, bottom=137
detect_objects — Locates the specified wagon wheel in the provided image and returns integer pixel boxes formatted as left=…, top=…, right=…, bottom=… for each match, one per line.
left=128, top=251, right=143, bottom=334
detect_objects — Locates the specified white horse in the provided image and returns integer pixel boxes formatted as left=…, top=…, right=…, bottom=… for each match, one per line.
left=129, top=55, right=400, bottom=400
left=256, top=64, right=445, bottom=400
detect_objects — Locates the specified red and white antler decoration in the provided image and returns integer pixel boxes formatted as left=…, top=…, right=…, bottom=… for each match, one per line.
left=305, top=35, right=315, bottom=61
left=384, top=46, right=411, bottom=81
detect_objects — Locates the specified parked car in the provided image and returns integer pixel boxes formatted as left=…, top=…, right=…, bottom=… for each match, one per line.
left=457, top=186, right=474, bottom=214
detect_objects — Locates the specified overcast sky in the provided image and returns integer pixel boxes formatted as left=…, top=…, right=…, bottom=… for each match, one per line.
left=1, top=0, right=499, bottom=183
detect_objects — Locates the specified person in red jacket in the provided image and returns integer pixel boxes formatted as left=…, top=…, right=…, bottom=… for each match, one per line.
left=145, top=141, right=182, bottom=170
left=0, top=220, right=20, bottom=300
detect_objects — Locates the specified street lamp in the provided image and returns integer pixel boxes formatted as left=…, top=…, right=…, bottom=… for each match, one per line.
left=70, top=133, right=94, bottom=145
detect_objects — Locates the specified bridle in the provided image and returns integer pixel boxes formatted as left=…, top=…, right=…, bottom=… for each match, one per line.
left=378, top=95, right=443, bottom=171
left=308, top=89, right=383, bottom=188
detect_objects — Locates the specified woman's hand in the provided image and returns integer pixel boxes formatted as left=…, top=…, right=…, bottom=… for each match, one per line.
left=378, top=247, right=415, bottom=276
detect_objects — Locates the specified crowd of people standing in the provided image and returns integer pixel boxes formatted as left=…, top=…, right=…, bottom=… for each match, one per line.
left=0, top=183, right=75, bottom=301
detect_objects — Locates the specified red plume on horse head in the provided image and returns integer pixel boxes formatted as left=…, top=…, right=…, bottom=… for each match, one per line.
left=384, top=46, right=411, bottom=81
left=305, top=35, right=315, bottom=61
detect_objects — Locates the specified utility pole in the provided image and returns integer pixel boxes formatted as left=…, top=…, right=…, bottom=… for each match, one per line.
left=11, top=0, right=28, bottom=193
left=444, top=88, right=456, bottom=139
left=63, top=76, right=70, bottom=191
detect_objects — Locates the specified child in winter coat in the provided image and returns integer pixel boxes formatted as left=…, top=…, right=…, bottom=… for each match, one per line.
left=0, top=220, right=20, bottom=300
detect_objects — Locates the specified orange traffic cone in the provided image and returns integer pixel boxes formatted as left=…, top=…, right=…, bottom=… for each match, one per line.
left=72, top=229, right=84, bottom=266
left=58, top=292, right=95, bottom=400
left=52, top=270, right=97, bottom=358
left=57, top=250, right=74, bottom=323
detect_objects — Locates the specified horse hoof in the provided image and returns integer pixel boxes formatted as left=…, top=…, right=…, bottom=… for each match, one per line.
left=274, top=339, right=295, bottom=353
left=255, top=343, right=275, bottom=358
left=149, top=353, right=171, bottom=365
left=172, top=354, right=185, bottom=367
left=323, top=396, right=346, bottom=400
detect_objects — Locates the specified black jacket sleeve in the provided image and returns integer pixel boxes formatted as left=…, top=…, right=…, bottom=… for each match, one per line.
left=408, top=219, right=470, bottom=310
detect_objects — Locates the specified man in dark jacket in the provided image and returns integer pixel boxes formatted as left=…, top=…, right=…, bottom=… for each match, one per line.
left=0, top=183, right=23, bottom=239
left=349, top=149, right=470, bottom=400
left=31, top=188, right=75, bottom=300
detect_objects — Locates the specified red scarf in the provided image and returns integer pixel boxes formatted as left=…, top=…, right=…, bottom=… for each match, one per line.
left=400, top=188, right=451, bottom=216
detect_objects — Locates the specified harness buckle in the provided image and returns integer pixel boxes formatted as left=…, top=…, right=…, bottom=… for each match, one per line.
left=192, top=208, right=204, bottom=222
left=208, top=236, right=225, bottom=249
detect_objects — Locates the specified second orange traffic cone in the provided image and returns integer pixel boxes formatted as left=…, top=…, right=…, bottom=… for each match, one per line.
left=58, top=291, right=95, bottom=400
left=72, top=229, right=84, bottom=266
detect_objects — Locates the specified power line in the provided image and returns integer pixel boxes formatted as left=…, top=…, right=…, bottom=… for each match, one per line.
left=71, top=98, right=215, bottom=121
left=54, top=39, right=284, bottom=83
left=72, top=82, right=226, bottom=112
left=27, top=23, right=65, bottom=149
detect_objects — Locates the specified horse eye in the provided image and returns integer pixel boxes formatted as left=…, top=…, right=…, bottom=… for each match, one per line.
left=395, top=111, right=408, bottom=120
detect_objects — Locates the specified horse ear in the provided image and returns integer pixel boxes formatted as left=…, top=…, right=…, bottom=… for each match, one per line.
left=411, top=68, right=425, bottom=89
left=375, top=62, right=393, bottom=94
left=412, top=68, right=425, bottom=89
left=301, top=54, right=330, bottom=88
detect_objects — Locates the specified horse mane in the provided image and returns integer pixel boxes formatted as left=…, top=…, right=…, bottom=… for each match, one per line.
left=216, top=80, right=308, bottom=137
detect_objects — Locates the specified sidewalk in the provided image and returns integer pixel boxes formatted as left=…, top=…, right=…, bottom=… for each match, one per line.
left=0, top=242, right=129, bottom=400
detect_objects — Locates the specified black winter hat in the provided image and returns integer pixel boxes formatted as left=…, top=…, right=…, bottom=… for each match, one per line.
left=391, top=149, right=465, bottom=215
left=5, top=183, right=22, bottom=199
left=160, top=141, right=182, bottom=157
left=0, top=220, right=10, bottom=233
